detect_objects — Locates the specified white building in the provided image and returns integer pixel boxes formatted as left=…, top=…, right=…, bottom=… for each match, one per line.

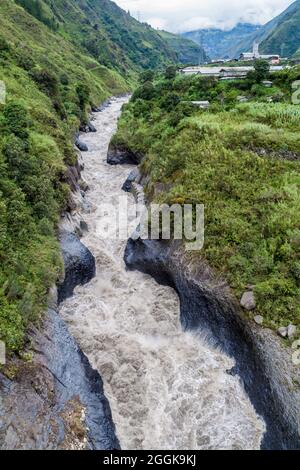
left=180, top=65, right=284, bottom=78
left=240, top=42, right=280, bottom=64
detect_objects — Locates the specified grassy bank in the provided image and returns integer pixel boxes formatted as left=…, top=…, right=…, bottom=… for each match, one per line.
left=113, top=67, right=300, bottom=331
left=0, top=0, right=129, bottom=352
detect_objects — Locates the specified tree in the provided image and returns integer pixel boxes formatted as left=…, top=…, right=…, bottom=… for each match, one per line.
left=76, top=83, right=90, bottom=110
left=139, top=70, right=155, bottom=84
left=0, top=36, right=10, bottom=59
left=3, top=102, right=29, bottom=140
left=160, top=92, right=180, bottom=112
left=133, top=82, right=155, bottom=101
left=253, top=59, right=270, bottom=82
left=165, top=65, right=177, bottom=80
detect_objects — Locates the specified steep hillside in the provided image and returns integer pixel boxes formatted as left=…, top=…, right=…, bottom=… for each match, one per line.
left=183, top=23, right=260, bottom=60
left=158, top=30, right=208, bottom=64
left=233, top=0, right=300, bottom=58
left=112, top=68, right=300, bottom=329
left=183, top=1, right=300, bottom=59
left=15, top=0, right=177, bottom=75
left=0, top=0, right=191, bottom=354
left=0, top=0, right=131, bottom=351
left=259, top=0, right=300, bottom=57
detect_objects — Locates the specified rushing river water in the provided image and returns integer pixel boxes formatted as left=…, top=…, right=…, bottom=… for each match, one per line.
left=60, top=96, right=265, bottom=450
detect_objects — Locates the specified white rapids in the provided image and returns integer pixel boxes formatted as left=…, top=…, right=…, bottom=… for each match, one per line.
left=59, top=96, right=265, bottom=450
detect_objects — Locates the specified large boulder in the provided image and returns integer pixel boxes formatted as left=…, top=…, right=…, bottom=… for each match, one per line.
left=88, top=122, right=97, bottom=133
left=107, top=143, right=143, bottom=165
left=75, top=138, right=88, bottom=152
left=240, top=291, right=256, bottom=311
left=122, top=168, right=141, bottom=192
left=58, top=232, right=96, bottom=303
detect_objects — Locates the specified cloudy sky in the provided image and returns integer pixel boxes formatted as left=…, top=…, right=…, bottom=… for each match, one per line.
left=114, top=0, right=295, bottom=32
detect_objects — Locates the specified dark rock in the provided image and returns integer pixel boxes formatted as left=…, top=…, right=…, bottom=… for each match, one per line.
left=64, top=165, right=80, bottom=192
left=0, top=308, right=120, bottom=450
left=107, top=143, right=143, bottom=165
left=75, top=138, right=88, bottom=152
left=88, top=122, right=97, bottom=133
left=79, top=124, right=89, bottom=133
left=92, top=99, right=111, bottom=113
left=80, top=220, right=89, bottom=233
left=122, top=168, right=141, bottom=192
left=58, top=232, right=96, bottom=302
left=79, top=178, right=89, bottom=192
left=124, top=237, right=300, bottom=450
left=66, top=192, right=77, bottom=212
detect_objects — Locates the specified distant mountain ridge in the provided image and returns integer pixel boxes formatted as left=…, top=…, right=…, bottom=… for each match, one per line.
left=183, top=23, right=261, bottom=60
left=157, top=30, right=209, bottom=64
left=182, top=0, right=300, bottom=59
left=15, top=0, right=178, bottom=74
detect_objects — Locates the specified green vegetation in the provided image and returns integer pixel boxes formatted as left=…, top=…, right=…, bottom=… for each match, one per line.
left=113, top=67, right=300, bottom=329
left=0, top=0, right=131, bottom=352
left=15, top=0, right=59, bottom=30
left=157, top=30, right=208, bottom=65
left=260, top=0, right=300, bottom=57
left=1, top=0, right=188, bottom=355
left=13, top=0, right=178, bottom=77
left=183, top=2, right=300, bottom=60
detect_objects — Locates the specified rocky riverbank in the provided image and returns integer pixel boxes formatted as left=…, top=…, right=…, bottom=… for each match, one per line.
left=120, top=149, right=300, bottom=451
left=0, top=100, right=120, bottom=451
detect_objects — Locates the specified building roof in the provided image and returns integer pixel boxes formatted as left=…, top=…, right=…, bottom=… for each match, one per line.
left=180, top=65, right=285, bottom=76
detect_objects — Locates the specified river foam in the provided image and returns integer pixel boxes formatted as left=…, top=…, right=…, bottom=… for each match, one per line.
left=60, top=97, right=265, bottom=450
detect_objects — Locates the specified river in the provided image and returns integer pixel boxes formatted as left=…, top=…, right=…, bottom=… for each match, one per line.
left=59, top=96, right=265, bottom=450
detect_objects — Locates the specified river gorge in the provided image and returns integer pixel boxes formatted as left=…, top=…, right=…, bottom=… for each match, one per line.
left=59, top=96, right=266, bottom=450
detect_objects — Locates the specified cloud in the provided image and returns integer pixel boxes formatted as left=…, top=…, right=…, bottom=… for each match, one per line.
left=114, top=0, right=294, bottom=32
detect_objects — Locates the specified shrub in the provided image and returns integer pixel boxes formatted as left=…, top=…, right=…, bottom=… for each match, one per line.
left=3, top=102, right=29, bottom=140
left=30, top=68, right=59, bottom=97
left=165, top=65, right=177, bottom=80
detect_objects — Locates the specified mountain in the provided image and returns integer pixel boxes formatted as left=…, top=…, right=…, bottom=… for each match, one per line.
left=157, top=30, right=209, bottom=64
left=183, top=1, right=300, bottom=59
left=259, top=0, right=300, bottom=57
left=183, top=23, right=260, bottom=60
left=0, top=0, right=182, bottom=352
left=230, top=0, right=300, bottom=58
left=14, top=0, right=178, bottom=75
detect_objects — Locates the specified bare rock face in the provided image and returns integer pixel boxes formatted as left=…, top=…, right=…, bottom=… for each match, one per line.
left=124, top=237, right=300, bottom=450
left=241, top=291, right=256, bottom=311
left=0, top=309, right=120, bottom=450
left=0, top=229, right=116, bottom=450
left=58, top=232, right=96, bottom=303
left=107, top=143, right=143, bottom=165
